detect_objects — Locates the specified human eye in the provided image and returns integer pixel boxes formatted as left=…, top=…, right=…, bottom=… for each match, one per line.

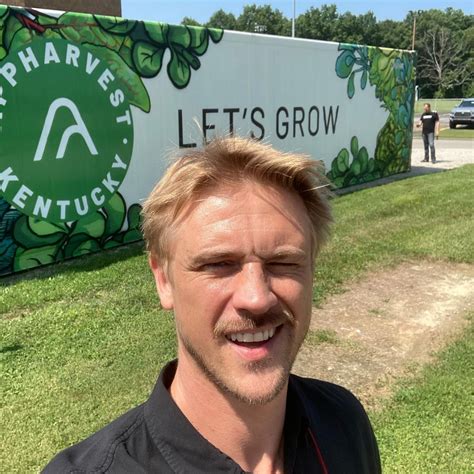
left=266, top=260, right=301, bottom=273
left=199, top=260, right=239, bottom=274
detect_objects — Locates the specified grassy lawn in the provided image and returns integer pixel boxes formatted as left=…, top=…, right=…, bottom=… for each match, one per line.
left=439, top=127, right=474, bottom=139
left=1, top=165, right=474, bottom=472
left=414, top=98, right=460, bottom=114
left=372, top=312, right=474, bottom=472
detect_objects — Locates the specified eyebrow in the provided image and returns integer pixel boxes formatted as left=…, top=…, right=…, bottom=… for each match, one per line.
left=188, top=247, right=307, bottom=268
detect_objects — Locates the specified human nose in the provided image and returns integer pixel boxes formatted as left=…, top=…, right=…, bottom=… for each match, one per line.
left=231, top=263, right=278, bottom=315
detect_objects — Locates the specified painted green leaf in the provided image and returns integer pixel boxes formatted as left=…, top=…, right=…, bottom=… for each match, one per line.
left=86, top=44, right=150, bottom=112
left=14, top=245, right=58, bottom=272
left=335, top=50, right=355, bottom=79
left=144, top=22, right=168, bottom=44
left=42, top=29, right=63, bottom=41
left=0, top=46, right=6, bottom=60
left=360, top=70, right=368, bottom=90
left=338, top=43, right=356, bottom=52
left=0, top=238, right=16, bottom=275
left=13, top=216, right=65, bottom=248
left=3, top=15, right=25, bottom=50
left=350, top=136, right=359, bottom=158
left=102, top=193, right=126, bottom=238
left=132, top=40, right=165, bottom=79
left=64, top=233, right=100, bottom=258
left=95, top=15, right=137, bottom=35
left=58, top=12, right=124, bottom=51
left=347, top=72, right=355, bottom=98
left=167, top=49, right=191, bottom=88
left=35, top=11, right=58, bottom=26
left=395, top=131, right=404, bottom=145
left=168, top=24, right=191, bottom=49
left=350, top=159, right=362, bottom=176
left=398, top=104, right=410, bottom=128
left=335, top=149, right=349, bottom=175
left=122, top=229, right=142, bottom=243
left=208, top=28, right=224, bottom=43
left=376, top=51, right=391, bottom=72
left=10, top=27, right=35, bottom=51
left=71, top=212, right=105, bottom=239
left=29, top=218, right=68, bottom=236
left=72, top=238, right=100, bottom=257
left=127, top=204, right=142, bottom=230
left=0, top=208, right=21, bottom=242
left=367, top=159, right=375, bottom=174
left=357, top=147, right=369, bottom=174
left=103, top=238, right=122, bottom=249
left=188, top=26, right=209, bottom=55
left=0, top=5, right=8, bottom=17
left=181, top=49, right=200, bottom=70
left=332, top=177, right=344, bottom=189
left=118, top=35, right=134, bottom=68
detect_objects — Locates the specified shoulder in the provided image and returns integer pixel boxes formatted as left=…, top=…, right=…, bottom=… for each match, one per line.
left=290, top=374, right=381, bottom=472
left=42, top=404, right=146, bottom=474
left=291, top=374, right=364, bottom=411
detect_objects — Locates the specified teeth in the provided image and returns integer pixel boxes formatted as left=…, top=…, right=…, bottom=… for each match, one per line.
left=228, top=327, right=276, bottom=343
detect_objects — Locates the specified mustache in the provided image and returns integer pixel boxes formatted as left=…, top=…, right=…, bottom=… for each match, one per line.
left=213, top=308, right=295, bottom=337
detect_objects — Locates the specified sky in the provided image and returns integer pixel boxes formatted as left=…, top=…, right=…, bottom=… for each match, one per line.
left=121, top=0, right=473, bottom=24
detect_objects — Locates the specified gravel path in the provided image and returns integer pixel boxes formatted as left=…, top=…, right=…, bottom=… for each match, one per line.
left=411, top=137, right=473, bottom=170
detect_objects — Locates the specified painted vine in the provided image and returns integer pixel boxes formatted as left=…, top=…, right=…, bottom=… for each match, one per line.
left=327, top=43, right=416, bottom=188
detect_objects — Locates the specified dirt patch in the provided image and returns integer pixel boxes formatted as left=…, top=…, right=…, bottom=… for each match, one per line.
left=293, top=261, right=474, bottom=410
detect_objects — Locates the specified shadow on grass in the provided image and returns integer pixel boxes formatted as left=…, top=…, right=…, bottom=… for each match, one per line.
left=335, top=166, right=447, bottom=196
left=0, top=241, right=146, bottom=287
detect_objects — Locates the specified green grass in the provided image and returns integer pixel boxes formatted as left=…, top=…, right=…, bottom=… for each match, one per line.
left=414, top=99, right=460, bottom=114
left=313, top=164, right=474, bottom=304
left=1, top=165, right=474, bottom=472
left=413, top=126, right=474, bottom=140
left=372, top=312, right=474, bottom=472
left=439, top=127, right=474, bottom=139
left=306, top=329, right=339, bottom=346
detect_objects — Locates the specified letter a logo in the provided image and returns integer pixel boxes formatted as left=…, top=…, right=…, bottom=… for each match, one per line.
left=33, top=97, right=98, bottom=161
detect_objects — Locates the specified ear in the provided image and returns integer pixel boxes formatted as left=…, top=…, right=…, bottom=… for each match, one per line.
left=149, top=255, right=174, bottom=310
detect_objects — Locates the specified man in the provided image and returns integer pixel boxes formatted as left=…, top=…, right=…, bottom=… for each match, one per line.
left=417, top=103, right=440, bottom=163
left=44, top=137, right=381, bottom=473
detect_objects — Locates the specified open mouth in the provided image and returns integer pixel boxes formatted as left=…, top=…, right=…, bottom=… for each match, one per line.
left=225, top=326, right=279, bottom=347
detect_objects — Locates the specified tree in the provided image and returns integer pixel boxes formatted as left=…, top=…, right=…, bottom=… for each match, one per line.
left=418, top=27, right=474, bottom=96
left=334, top=11, right=379, bottom=45
left=206, top=9, right=237, bottom=30
left=181, top=16, right=201, bottom=26
left=376, top=20, right=410, bottom=49
left=296, top=5, right=338, bottom=41
left=236, top=4, right=291, bottom=36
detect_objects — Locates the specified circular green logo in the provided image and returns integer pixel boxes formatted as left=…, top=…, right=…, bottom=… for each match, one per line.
left=0, top=38, right=133, bottom=222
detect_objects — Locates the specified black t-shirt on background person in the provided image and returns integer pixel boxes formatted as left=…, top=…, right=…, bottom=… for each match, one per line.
left=420, top=111, right=439, bottom=134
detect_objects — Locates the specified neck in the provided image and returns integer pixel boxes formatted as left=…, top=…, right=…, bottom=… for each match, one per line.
left=170, top=354, right=287, bottom=473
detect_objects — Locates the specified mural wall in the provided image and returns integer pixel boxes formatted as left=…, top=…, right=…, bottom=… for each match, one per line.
left=0, top=6, right=416, bottom=275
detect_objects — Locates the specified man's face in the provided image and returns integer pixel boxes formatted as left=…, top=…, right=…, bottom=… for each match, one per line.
left=151, top=181, right=314, bottom=405
left=424, top=103, right=431, bottom=113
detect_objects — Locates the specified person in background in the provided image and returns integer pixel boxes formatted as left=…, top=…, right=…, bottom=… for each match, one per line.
left=44, top=137, right=381, bottom=474
left=417, top=102, right=440, bottom=163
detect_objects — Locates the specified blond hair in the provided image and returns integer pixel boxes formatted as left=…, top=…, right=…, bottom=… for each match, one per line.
left=142, top=137, right=332, bottom=263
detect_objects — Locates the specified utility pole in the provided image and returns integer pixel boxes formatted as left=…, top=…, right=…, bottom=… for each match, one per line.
left=411, top=13, right=417, bottom=50
left=292, top=0, right=295, bottom=37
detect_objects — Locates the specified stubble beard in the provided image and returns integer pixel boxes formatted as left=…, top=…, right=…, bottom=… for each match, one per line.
left=177, top=313, right=307, bottom=406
